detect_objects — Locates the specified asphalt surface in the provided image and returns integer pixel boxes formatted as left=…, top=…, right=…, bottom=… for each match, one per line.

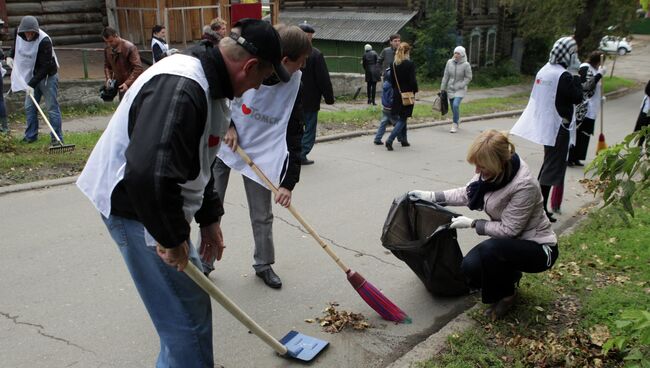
left=0, top=88, right=646, bottom=368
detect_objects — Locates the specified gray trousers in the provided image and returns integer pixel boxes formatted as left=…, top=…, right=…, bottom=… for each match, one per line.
left=203, top=157, right=275, bottom=273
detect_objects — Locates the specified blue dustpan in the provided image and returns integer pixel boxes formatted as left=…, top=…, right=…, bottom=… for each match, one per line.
left=279, top=330, right=329, bottom=361
left=184, top=263, right=328, bottom=362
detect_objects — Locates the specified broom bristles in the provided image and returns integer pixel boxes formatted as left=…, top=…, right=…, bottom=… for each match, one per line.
left=347, top=270, right=411, bottom=323
left=596, top=133, right=608, bottom=154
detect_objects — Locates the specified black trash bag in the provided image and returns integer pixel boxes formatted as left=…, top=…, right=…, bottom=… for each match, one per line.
left=439, top=90, right=449, bottom=116
left=381, top=194, right=469, bottom=297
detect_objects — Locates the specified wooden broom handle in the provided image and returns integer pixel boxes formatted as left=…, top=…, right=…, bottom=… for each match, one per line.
left=600, top=53, right=605, bottom=134
left=184, top=262, right=288, bottom=355
left=235, top=146, right=350, bottom=273
left=28, top=92, right=64, bottom=144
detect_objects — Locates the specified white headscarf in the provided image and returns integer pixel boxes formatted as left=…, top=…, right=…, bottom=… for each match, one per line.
left=453, top=46, right=467, bottom=63
left=364, top=44, right=372, bottom=52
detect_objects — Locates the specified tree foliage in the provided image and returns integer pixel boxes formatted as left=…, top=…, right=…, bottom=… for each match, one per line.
left=406, top=2, right=457, bottom=81
left=502, top=0, right=638, bottom=59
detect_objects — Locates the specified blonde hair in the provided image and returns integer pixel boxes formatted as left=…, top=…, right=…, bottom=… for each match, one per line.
left=274, top=24, right=312, bottom=61
left=466, top=130, right=516, bottom=182
left=394, top=42, right=411, bottom=65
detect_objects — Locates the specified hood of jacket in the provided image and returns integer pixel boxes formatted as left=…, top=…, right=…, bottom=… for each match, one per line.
left=453, top=46, right=467, bottom=64
left=18, top=16, right=40, bottom=38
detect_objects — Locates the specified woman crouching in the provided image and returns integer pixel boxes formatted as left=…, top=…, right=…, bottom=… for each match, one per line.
left=408, top=130, right=559, bottom=320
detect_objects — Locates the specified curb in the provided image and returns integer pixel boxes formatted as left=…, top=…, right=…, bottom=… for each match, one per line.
left=0, top=86, right=636, bottom=197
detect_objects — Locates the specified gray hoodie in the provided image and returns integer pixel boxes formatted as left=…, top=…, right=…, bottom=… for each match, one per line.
left=441, top=46, right=473, bottom=98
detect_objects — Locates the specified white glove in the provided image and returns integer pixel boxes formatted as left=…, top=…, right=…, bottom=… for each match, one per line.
left=450, top=215, right=474, bottom=229
left=166, top=48, right=179, bottom=56
left=597, top=66, right=606, bottom=76
left=602, top=96, right=607, bottom=102
left=6, top=57, right=13, bottom=69
left=408, top=190, right=434, bottom=202
left=25, top=86, right=34, bottom=96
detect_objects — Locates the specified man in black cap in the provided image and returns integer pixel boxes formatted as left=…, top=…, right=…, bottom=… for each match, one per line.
left=76, top=19, right=288, bottom=367
left=298, top=22, right=334, bottom=165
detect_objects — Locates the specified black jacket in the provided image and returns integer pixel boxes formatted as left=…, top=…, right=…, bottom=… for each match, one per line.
left=362, top=50, right=380, bottom=83
left=151, top=36, right=167, bottom=63
left=9, top=29, right=58, bottom=88
left=390, top=59, right=418, bottom=119
left=301, top=47, right=334, bottom=113
left=555, top=71, right=583, bottom=122
left=110, top=44, right=231, bottom=248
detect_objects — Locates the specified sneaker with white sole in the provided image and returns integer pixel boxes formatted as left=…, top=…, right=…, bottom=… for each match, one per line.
left=450, top=123, right=458, bottom=133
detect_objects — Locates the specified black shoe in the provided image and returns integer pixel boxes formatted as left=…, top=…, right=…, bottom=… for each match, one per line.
left=385, top=141, right=393, bottom=151
left=256, top=268, right=282, bottom=289
left=300, top=157, right=314, bottom=165
left=401, top=141, right=410, bottom=147
left=373, top=140, right=383, bottom=145
left=21, top=137, right=37, bottom=144
left=545, top=211, right=557, bottom=223
left=567, top=161, right=575, bottom=167
left=573, top=160, right=584, bottom=167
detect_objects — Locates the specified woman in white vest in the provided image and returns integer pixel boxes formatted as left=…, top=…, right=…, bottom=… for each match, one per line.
left=202, top=25, right=312, bottom=289
left=510, top=36, right=583, bottom=223
left=6, top=15, right=62, bottom=143
left=150, top=25, right=177, bottom=63
left=568, top=51, right=606, bottom=167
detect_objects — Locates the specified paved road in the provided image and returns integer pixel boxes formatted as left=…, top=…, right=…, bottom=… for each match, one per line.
left=0, top=88, right=645, bottom=368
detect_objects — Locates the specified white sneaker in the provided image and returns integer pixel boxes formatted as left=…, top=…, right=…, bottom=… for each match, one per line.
left=450, top=123, right=458, bottom=133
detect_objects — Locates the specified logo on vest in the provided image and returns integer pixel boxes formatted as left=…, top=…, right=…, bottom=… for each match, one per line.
left=242, top=104, right=252, bottom=115
left=208, top=135, right=220, bottom=147
left=239, top=103, right=281, bottom=125
left=535, top=78, right=552, bottom=86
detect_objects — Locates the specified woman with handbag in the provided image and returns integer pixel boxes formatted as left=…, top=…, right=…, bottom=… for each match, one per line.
left=441, top=46, right=472, bottom=133
left=385, top=42, right=417, bottom=151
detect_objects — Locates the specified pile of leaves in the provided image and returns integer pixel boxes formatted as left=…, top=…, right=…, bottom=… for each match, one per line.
left=305, top=302, right=370, bottom=334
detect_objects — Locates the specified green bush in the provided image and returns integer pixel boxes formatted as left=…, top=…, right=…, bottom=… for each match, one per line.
left=0, top=131, right=16, bottom=153
left=471, top=60, right=523, bottom=88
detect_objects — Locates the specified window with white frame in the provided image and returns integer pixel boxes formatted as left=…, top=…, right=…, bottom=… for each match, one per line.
left=470, top=0, right=482, bottom=15
left=486, top=27, right=497, bottom=65
left=487, top=0, right=498, bottom=14
left=469, top=28, right=481, bottom=66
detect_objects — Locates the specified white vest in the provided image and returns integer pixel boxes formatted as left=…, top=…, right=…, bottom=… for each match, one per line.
left=11, top=29, right=59, bottom=92
left=581, top=63, right=601, bottom=120
left=218, top=71, right=301, bottom=188
left=151, top=37, right=168, bottom=63
left=77, top=54, right=230, bottom=223
left=510, top=63, right=566, bottom=146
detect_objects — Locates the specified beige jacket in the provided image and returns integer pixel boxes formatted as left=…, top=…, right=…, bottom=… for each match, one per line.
left=436, top=160, right=557, bottom=245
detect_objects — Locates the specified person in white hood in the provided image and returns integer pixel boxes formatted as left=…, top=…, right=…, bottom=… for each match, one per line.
left=441, top=46, right=472, bottom=133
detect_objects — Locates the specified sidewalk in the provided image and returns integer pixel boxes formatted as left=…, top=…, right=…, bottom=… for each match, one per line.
left=59, top=83, right=533, bottom=133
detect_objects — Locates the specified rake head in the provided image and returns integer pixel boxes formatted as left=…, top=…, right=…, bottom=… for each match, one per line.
left=48, top=142, right=76, bottom=154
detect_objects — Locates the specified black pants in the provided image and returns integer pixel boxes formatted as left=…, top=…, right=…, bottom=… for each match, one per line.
left=569, top=117, right=595, bottom=162
left=461, top=238, right=559, bottom=304
left=366, top=82, right=376, bottom=103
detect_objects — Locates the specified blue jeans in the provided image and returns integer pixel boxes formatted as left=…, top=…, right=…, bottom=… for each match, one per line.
left=24, top=73, right=63, bottom=142
left=449, top=97, right=463, bottom=124
left=386, top=116, right=408, bottom=144
left=0, top=76, right=7, bottom=132
left=301, top=111, right=318, bottom=159
left=374, top=110, right=397, bottom=142
left=102, top=215, right=213, bottom=368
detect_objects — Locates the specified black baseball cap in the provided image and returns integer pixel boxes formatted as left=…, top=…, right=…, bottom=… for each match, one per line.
left=231, top=19, right=290, bottom=82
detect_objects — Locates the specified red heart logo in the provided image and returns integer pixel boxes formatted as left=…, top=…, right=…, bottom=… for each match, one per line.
left=242, top=104, right=252, bottom=115
left=208, top=135, right=220, bottom=147
left=535, top=79, right=541, bottom=84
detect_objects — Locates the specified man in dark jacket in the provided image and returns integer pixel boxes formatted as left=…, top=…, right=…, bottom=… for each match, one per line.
left=378, top=34, right=401, bottom=78
left=102, top=27, right=143, bottom=98
left=77, top=19, right=287, bottom=367
left=298, top=23, right=334, bottom=165
left=7, top=16, right=62, bottom=143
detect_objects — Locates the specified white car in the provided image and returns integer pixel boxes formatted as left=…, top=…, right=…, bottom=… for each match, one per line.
left=599, top=36, right=632, bottom=55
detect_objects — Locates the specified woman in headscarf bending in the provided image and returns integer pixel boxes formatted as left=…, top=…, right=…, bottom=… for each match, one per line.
left=510, top=36, right=583, bottom=223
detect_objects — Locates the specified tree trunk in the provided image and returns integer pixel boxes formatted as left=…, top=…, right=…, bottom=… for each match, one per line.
left=574, top=0, right=599, bottom=51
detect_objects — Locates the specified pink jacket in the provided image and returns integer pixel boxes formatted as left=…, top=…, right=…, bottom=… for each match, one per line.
left=437, top=160, right=557, bottom=245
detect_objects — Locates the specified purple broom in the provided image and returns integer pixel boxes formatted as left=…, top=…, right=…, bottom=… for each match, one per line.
left=236, top=146, right=410, bottom=323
